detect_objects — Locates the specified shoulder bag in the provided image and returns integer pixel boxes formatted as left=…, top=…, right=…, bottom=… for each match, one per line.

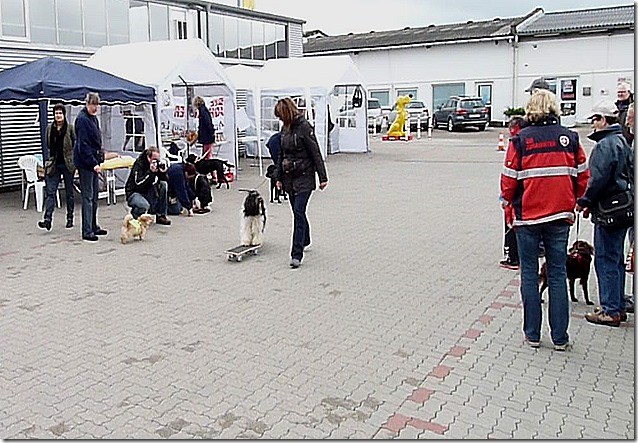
left=594, top=147, right=634, bottom=229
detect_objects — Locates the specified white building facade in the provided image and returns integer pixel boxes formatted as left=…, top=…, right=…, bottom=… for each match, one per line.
left=304, top=6, right=634, bottom=128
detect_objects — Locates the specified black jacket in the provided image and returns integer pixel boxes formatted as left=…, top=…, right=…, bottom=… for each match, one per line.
left=125, top=153, right=160, bottom=198
left=197, top=104, right=215, bottom=145
left=275, top=115, right=328, bottom=193
left=577, top=124, right=633, bottom=217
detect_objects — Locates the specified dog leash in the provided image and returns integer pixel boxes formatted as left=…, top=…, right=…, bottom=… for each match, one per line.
left=238, top=177, right=268, bottom=193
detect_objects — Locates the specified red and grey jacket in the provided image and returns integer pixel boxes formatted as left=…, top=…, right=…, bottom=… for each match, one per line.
left=500, top=116, right=590, bottom=226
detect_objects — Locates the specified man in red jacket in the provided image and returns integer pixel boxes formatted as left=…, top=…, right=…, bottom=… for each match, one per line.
left=500, top=89, right=589, bottom=351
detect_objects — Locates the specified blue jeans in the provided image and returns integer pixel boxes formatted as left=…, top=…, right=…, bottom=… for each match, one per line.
left=516, top=222, right=570, bottom=345
left=127, top=181, right=168, bottom=219
left=78, top=168, right=100, bottom=238
left=289, top=190, right=312, bottom=260
left=44, top=163, right=74, bottom=223
left=593, top=224, right=628, bottom=316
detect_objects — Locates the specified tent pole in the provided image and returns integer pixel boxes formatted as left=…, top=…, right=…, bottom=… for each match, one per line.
left=39, top=100, right=48, bottom=160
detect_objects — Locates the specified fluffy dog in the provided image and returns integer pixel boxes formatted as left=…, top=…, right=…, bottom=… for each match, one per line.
left=120, top=213, right=154, bottom=244
left=186, top=154, right=233, bottom=189
left=240, top=190, right=266, bottom=246
left=539, top=240, right=595, bottom=304
left=265, top=164, right=288, bottom=204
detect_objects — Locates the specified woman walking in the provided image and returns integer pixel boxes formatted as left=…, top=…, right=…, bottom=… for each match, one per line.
left=274, top=98, right=328, bottom=268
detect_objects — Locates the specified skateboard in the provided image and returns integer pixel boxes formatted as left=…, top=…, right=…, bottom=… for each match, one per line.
left=225, top=244, right=261, bottom=262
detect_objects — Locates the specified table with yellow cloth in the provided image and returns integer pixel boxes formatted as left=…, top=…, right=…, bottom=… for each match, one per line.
left=99, top=156, right=135, bottom=205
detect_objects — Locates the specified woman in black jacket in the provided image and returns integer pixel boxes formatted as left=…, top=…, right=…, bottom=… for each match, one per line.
left=274, top=98, right=328, bottom=268
left=193, top=96, right=215, bottom=159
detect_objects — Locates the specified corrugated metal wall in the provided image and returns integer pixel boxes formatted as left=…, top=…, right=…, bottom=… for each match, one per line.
left=288, top=23, right=303, bottom=57
left=0, top=46, right=91, bottom=190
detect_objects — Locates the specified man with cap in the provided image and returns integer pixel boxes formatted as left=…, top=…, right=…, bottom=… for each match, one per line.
left=576, top=99, right=633, bottom=327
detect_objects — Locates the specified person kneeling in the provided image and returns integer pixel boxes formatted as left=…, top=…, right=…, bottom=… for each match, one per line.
left=124, top=146, right=171, bottom=225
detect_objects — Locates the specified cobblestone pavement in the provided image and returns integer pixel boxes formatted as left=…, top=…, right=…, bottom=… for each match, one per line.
left=0, top=127, right=634, bottom=439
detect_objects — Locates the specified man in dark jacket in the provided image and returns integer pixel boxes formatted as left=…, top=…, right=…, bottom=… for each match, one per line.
left=73, top=92, right=107, bottom=242
left=124, top=146, right=171, bottom=225
left=615, top=81, right=634, bottom=145
left=577, top=100, right=633, bottom=327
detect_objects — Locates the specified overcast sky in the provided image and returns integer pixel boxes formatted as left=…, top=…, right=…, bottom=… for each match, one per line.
left=217, top=0, right=634, bottom=34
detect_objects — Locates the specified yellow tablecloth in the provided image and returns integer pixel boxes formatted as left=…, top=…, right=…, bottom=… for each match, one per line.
left=100, top=156, right=135, bottom=170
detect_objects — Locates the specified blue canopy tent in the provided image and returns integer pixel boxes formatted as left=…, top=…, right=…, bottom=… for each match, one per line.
left=0, top=56, right=156, bottom=159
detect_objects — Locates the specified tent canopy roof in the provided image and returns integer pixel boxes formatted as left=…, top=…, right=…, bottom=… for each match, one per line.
left=224, top=64, right=262, bottom=90
left=0, top=56, right=155, bottom=105
left=86, top=38, right=235, bottom=92
left=258, top=55, right=367, bottom=94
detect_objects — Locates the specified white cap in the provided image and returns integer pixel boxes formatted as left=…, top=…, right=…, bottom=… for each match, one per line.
left=589, top=99, right=618, bottom=118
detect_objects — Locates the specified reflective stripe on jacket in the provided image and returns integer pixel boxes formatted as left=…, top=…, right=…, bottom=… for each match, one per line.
left=500, top=116, right=590, bottom=226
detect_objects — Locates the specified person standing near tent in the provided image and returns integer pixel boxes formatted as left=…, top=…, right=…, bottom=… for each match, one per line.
left=73, top=92, right=107, bottom=242
left=193, top=96, right=215, bottom=160
left=37, top=103, right=76, bottom=231
left=274, top=97, right=328, bottom=269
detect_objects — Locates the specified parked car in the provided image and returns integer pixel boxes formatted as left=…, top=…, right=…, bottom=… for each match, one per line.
left=385, top=100, right=429, bottom=131
left=432, top=96, right=488, bottom=131
left=367, top=98, right=384, bottom=132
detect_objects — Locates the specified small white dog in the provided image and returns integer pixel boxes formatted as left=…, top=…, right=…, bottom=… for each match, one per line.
left=120, top=213, right=154, bottom=244
left=240, top=190, right=266, bottom=246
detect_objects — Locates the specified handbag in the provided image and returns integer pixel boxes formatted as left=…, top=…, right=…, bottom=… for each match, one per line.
left=595, top=190, right=634, bottom=229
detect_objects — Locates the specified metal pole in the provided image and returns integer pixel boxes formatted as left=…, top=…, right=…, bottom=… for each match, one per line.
left=427, top=115, right=432, bottom=140
left=416, top=116, right=421, bottom=139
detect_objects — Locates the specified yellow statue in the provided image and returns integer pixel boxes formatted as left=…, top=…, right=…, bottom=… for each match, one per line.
left=387, top=95, right=411, bottom=137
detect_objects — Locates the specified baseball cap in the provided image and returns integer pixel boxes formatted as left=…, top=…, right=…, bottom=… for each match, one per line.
left=525, top=77, right=551, bottom=93
left=588, top=99, right=618, bottom=119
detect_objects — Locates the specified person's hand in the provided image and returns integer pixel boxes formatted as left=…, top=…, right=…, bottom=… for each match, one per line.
left=319, top=181, right=328, bottom=190
left=276, top=181, right=282, bottom=190
left=149, top=160, right=158, bottom=172
left=94, top=165, right=102, bottom=173
left=500, top=198, right=509, bottom=209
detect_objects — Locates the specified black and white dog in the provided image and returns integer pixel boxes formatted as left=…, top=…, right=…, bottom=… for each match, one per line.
left=240, top=190, right=266, bottom=246
left=265, top=164, right=288, bottom=204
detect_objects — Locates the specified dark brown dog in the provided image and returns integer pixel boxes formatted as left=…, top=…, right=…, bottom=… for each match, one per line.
left=539, top=240, right=594, bottom=305
left=186, top=154, right=233, bottom=189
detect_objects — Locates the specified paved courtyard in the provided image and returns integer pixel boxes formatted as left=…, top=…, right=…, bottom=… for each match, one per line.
left=0, top=127, right=634, bottom=439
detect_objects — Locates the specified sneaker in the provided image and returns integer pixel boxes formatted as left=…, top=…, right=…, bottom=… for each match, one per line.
left=585, top=311, right=621, bottom=327
left=82, top=235, right=99, bottom=242
left=524, top=336, right=540, bottom=348
left=553, top=342, right=571, bottom=351
left=289, top=258, right=301, bottom=268
left=37, top=220, right=51, bottom=231
left=499, top=259, right=519, bottom=270
left=156, top=215, right=172, bottom=225
left=593, top=306, right=627, bottom=322
left=94, top=228, right=108, bottom=236
left=304, top=243, right=312, bottom=252
left=66, top=220, right=73, bottom=229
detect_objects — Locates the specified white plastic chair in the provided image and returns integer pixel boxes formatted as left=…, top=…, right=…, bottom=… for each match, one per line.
left=17, top=155, right=60, bottom=212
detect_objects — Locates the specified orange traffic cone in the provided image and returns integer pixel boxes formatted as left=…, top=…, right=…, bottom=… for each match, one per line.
left=497, top=132, right=505, bottom=151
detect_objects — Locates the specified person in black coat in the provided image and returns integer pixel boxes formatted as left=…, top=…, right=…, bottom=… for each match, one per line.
left=273, top=98, right=328, bottom=268
left=193, top=96, right=215, bottom=159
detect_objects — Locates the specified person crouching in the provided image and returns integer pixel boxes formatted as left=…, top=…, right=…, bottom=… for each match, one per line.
left=124, top=146, right=171, bottom=225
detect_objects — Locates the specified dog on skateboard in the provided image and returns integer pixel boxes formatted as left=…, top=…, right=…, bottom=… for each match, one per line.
left=240, top=190, right=266, bottom=246
left=120, top=213, right=154, bottom=244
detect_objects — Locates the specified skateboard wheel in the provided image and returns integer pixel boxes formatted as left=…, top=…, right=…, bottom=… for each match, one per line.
left=236, top=255, right=243, bottom=262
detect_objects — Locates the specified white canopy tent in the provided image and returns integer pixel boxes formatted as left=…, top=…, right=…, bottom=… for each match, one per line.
left=258, top=55, right=369, bottom=159
left=86, top=39, right=238, bottom=170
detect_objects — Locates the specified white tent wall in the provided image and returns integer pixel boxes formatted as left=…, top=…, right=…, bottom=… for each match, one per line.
left=86, top=39, right=238, bottom=173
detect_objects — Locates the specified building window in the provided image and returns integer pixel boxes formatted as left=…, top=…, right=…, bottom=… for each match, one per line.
left=83, top=0, right=106, bottom=47
left=238, top=17, right=251, bottom=59
left=396, top=88, right=418, bottom=99
left=224, top=15, right=238, bottom=58
left=209, top=13, right=223, bottom=56
left=57, top=0, right=83, bottom=46
left=107, top=0, right=128, bottom=44
left=174, top=19, right=186, bottom=39
left=251, top=20, right=264, bottom=60
left=149, top=2, right=168, bottom=41
left=129, top=0, right=148, bottom=42
left=370, top=90, right=390, bottom=107
left=264, top=21, right=276, bottom=59
left=275, top=23, right=287, bottom=58
left=0, top=0, right=27, bottom=38
left=29, top=0, right=55, bottom=43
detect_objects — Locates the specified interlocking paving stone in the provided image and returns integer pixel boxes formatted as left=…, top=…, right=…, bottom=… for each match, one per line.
left=0, top=129, right=633, bottom=439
